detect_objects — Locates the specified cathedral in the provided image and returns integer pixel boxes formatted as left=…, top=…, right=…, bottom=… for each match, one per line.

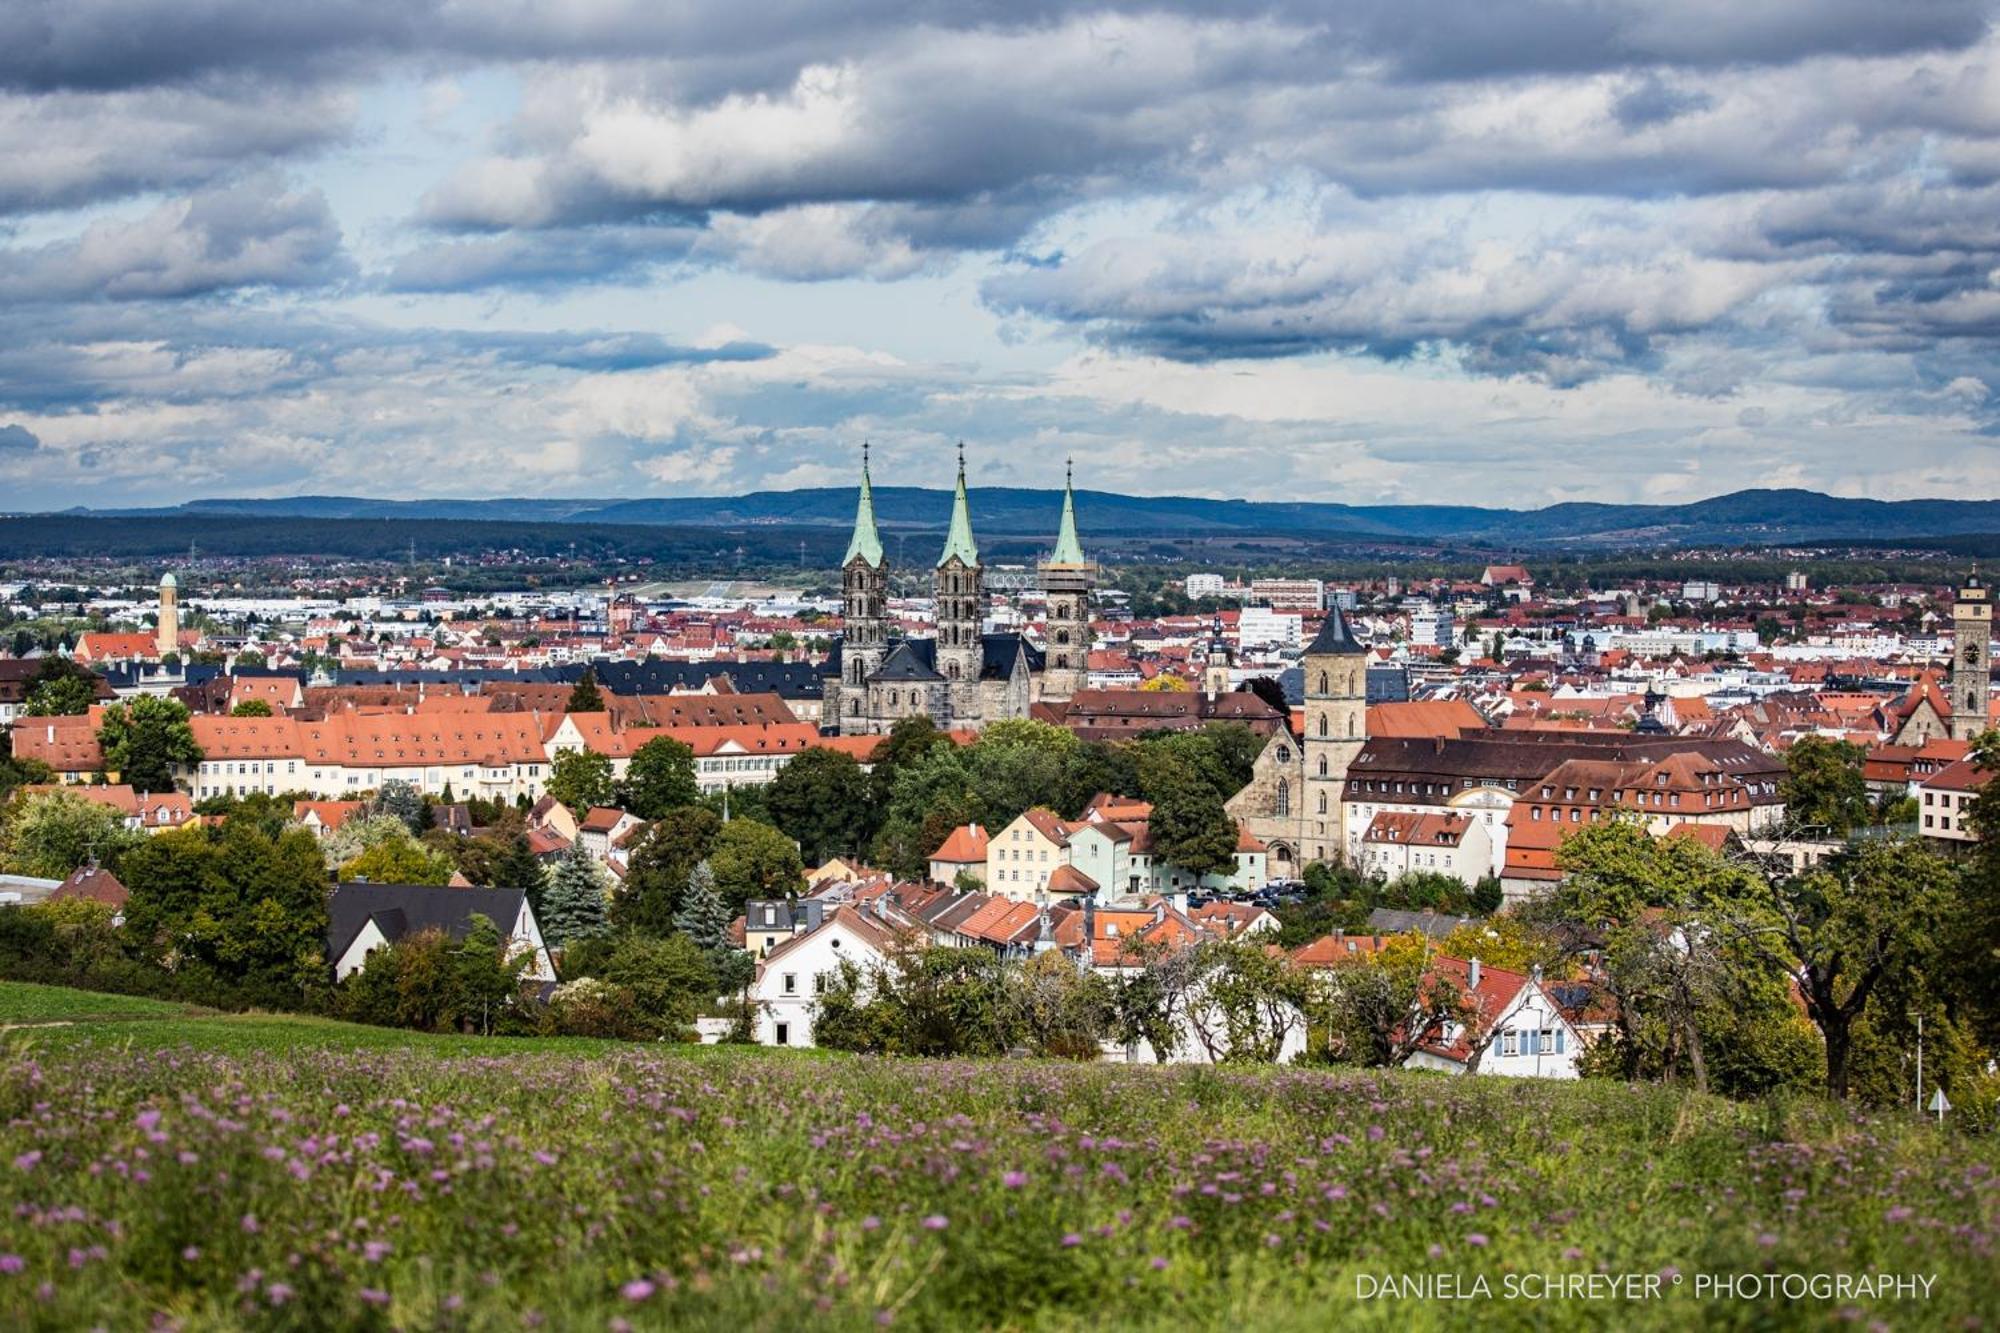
left=821, top=447, right=1094, bottom=735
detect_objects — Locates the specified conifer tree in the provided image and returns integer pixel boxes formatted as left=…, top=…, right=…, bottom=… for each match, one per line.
left=566, top=669, right=606, bottom=713
left=541, top=843, right=611, bottom=948
left=672, top=860, right=731, bottom=954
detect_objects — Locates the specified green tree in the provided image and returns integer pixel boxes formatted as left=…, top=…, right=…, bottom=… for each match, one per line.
left=0, top=755, right=55, bottom=808
left=372, top=779, right=430, bottom=834
left=229, top=699, right=274, bottom=717
left=319, top=813, right=422, bottom=871
left=672, top=860, right=732, bottom=953
left=0, top=790, right=141, bottom=878
left=1312, top=935, right=1469, bottom=1068
left=1956, top=730, right=2000, bottom=1045
left=619, top=735, right=699, bottom=820
left=764, top=746, right=874, bottom=864
left=1781, top=735, right=1870, bottom=834
left=613, top=805, right=721, bottom=934
left=1542, top=819, right=1765, bottom=1091
left=98, top=695, right=202, bottom=792
left=120, top=821, right=330, bottom=1008
left=233, top=648, right=268, bottom=669
left=24, top=674, right=96, bottom=717
left=1144, top=764, right=1239, bottom=879
left=706, top=818, right=804, bottom=913
left=454, top=912, right=531, bottom=1035
left=590, top=932, right=716, bottom=1033
left=1716, top=837, right=1955, bottom=1099
left=547, top=749, right=614, bottom=816
left=541, top=842, right=611, bottom=949
left=339, top=836, right=454, bottom=885
left=565, top=669, right=606, bottom=713
left=488, top=833, right=548, bottom=906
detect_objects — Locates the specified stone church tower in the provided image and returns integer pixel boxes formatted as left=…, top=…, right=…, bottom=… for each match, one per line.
left=1300, top=604, right=1368, bottom=864
left=1950, top=572, right=1992, bottom=741
left=1037, top=462, right=1093, bottom=700
left=833, top=446, right=889, bottom=732
left=156, top=572, right=180, bottom=659
left=934, top=445, right=984, bottom=716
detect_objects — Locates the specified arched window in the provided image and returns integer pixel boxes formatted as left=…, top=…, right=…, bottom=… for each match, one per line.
left=1348, top=714, right=1357, bottom=738
left=948, top=661, right=960, bottom=680
left=1317, top=791, right=1329, bottom=814
left=1318, top=755, right=1328, bottom=777
left=1275, top=781, right=1290, bottom=816
left=1055, top=629, right=1069, bottom=645
left=1317, top=671, right=1329, bottom=694
left=1317, top=714, right=1328, bottom=737
left=849, top=698, right=861, bottom=716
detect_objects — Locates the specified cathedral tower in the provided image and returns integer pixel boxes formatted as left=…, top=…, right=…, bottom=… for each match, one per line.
left=1301, top=604, right=1368, bottom=865
left=156, top=572, right=179, bottom=659
left=1037, top=460, right=1094, bottom=700
left=934, top=444, right=984, bottom=713
left=835, top=445, right=889, bottom=734
left=1951, top=572, right=1992, bottom=741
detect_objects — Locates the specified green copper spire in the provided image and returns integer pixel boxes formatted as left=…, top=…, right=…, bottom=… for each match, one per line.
left=936, top=442, right=980, bottom=568
left=1048, top=457, right=1086, bottom=566
left=842, top=442, right=885, bottom=568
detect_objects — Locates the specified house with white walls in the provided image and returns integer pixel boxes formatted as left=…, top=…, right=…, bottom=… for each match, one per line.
left=749, top=905, right=906, bottom=1048
left=1403, top=955, right=1586, bottom=1079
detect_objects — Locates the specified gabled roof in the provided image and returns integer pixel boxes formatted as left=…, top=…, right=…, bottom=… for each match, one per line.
left=930, top=823, right=989, bottom=864
left=1045, top=863, right=1099, bottom=895
left=873, top=640, right=947, bottom=683
left=52, top=865, right=128, bottom=908
left=326, top=882, right=529, bottom=963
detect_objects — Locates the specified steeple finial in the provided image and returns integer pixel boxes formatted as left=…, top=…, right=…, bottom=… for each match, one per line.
left=842, top=441, right=885, bottom=568
left=938, top=441, right=980, bottom=568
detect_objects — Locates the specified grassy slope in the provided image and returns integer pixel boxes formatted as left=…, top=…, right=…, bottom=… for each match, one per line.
left=2, top=981, right=1996, bottom=1331
left=0, top=980, right=636, bottom=1057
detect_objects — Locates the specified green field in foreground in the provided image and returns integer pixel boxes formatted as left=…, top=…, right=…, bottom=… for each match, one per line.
left=1, top=980, right=1996, bottom=1331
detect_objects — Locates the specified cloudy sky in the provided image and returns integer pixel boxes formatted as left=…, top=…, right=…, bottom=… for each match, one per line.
left=2, top=1, right=1998, bottom=511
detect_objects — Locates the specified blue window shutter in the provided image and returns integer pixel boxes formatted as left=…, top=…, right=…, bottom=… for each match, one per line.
left=1555, top=1029, right=1565, bottom=1054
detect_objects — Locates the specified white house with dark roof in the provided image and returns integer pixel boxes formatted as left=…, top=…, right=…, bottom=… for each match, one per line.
left=326, top=882, right=556, bottom=982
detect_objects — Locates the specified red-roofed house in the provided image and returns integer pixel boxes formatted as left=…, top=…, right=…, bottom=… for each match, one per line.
left=1917, top=756, right=1990, bottom=848
left=1404, top=956, right=1585, bottom=1079
left=928, top=823, right=990, bottom=886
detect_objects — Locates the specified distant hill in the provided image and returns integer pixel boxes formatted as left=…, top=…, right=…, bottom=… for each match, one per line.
left=52, top=486, right=2000, bottom=548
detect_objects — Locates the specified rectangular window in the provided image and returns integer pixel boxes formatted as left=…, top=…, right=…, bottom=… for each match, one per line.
left=783, top=973, right=797, bottom=995
left=1500, top=1031, right=1518, bottom=1056
left=774, top=1023, right=790, bottom=1046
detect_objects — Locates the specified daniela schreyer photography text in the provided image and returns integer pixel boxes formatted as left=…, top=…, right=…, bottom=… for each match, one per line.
left=1356, top=1270, right=1940, bottom=1305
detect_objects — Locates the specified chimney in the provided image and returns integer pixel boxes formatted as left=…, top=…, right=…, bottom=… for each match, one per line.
left=1469, top=957, right=1482, bottom=990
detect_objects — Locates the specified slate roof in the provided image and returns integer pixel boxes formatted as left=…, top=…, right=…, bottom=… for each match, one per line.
left=326, top=882, right=529, bottom=962
left=1304, top=604, right=1367, bottom=656
left=823, top=633, right=1041, bottom=684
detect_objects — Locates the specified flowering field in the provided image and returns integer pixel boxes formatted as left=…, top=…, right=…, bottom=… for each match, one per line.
left=2, top=988, right=1997, bottom=1330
